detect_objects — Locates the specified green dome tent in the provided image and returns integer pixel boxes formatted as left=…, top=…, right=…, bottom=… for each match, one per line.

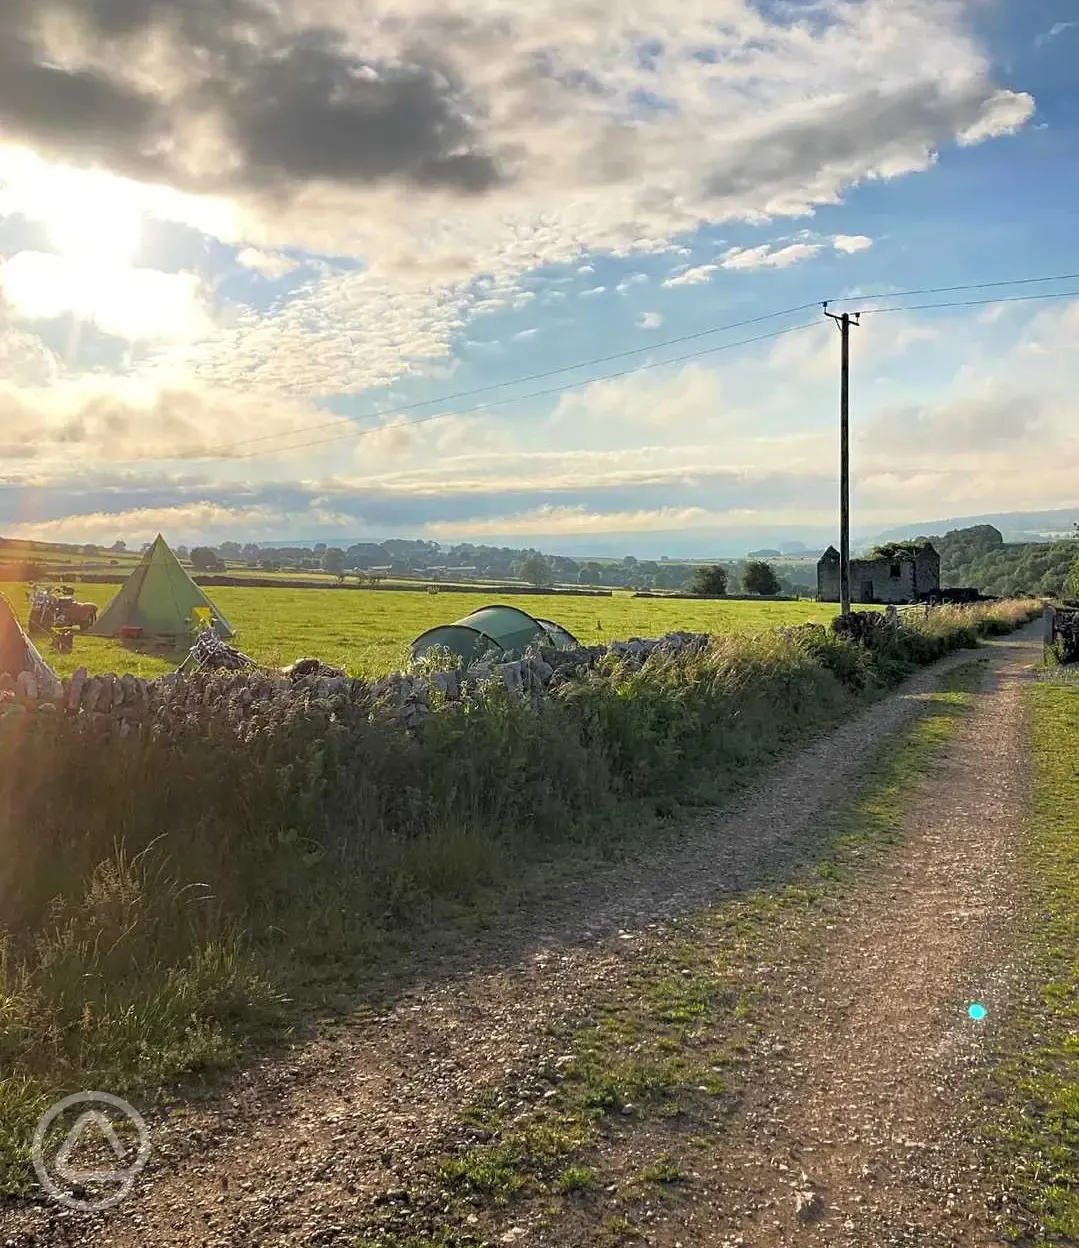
left=90, top=535, right=234, bottom=639
left=411, top=604, right=579, bottom=666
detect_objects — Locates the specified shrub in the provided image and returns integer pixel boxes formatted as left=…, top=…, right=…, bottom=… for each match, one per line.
left=0, top=599, right=1039, bottom=1190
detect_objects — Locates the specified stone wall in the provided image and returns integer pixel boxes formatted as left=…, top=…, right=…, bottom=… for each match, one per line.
left=0, top=632, right=715, bottom=740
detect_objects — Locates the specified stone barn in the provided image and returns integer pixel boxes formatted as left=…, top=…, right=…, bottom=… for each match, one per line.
left=817, top=542, right=940, bottom=604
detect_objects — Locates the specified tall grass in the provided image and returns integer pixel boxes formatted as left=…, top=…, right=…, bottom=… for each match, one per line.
left=0, top=599, right=1039, bottom=1190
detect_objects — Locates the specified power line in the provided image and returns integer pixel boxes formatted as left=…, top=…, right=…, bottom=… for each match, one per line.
left=225, top=319, right=821, bottom=463
left=183, top=300, right=822, bottom=461
left=178, top=270, right=1079, bottom=463
left=825, top=270, right=1079, bottom=306
left=848, top=288, right=1079, bottom=316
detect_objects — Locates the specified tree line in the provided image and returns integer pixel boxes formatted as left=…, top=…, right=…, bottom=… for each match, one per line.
left=175, top=539, right=806, bottom=596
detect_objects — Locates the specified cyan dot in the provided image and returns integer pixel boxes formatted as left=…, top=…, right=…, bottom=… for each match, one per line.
left=968, top=1003, right=987, bottom=1021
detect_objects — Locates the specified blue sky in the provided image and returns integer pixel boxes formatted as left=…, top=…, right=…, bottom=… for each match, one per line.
left=0, top=0, right=1077, bottom=555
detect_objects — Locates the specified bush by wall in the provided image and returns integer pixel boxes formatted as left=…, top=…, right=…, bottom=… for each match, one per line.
left=0, top=598, right=1039, bottom=1190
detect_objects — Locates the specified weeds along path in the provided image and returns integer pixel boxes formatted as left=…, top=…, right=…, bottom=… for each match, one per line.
left=0, top=629, right=1040, bottom=1247
left=632, top=628, right=1039, bottom=1248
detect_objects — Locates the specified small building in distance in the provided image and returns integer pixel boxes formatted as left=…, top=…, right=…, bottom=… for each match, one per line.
left=817, top=541, right=940, bottom=604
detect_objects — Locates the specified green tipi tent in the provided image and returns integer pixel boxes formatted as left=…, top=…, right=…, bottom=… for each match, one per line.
left=90, top=535, right=234, bottom=639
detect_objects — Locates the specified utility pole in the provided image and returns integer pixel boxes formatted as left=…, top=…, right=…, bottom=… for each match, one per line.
left=823, top=303, right=859, bottom=615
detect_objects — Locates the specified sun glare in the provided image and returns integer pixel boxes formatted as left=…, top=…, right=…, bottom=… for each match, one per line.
left=0, top=149, right=143, bottom=263
left=44, top=182, right=143, bottom=266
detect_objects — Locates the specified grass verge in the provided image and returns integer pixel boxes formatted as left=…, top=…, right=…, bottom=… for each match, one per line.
left=355, top=660, right=986, bottom=1245
left=985, top=682, right=1078, bottom=1244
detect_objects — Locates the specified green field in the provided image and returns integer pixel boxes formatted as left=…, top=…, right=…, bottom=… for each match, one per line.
left=4, top=583, right=844, bottom=679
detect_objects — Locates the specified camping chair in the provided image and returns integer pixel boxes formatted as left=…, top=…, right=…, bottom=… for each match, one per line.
left=190, top=607, right=214, bottom=636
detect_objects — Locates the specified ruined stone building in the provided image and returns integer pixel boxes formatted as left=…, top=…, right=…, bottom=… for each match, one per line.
left=817, top=543, right=940, bottom=604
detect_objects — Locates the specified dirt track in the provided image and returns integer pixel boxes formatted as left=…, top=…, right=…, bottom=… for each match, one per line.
left=1, top=629, right=1039, bottom=1247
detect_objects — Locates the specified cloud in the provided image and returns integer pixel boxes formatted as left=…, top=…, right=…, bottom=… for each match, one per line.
left=552, top=363, right=730, bottom=432
left=236, top=248, right=298, bottom=279
left=862, top=389, right=1050, bottom=457
left=705, top=79, right=1033, bottom=211
left=425, top=504, right=724, bottom=538
left=957, top=89, right=1037, bottom=147
left=1035, top=21, right=1077, bottom=48
left=579, top=285, right=607, bottom=298
left=0, top=373, right=325, bottom=461
left=0, top=0, right=1047, bottom=545
left=0, top=0, right=502, bottom=199
left=662, top=264, right=718, bottom=288
left=832, top=234, right=874, bottom=254
left=720, top=242, right=822, bottom=270
left=1, top=251, right=213, bottom=342
left=0, top=0, right=1034, bottom=272
left=637, top=311, right=663, bottom=329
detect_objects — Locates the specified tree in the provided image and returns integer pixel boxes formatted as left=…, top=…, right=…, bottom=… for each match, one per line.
left=190, top=546, right=224, bottom=571
left=321, top=547, right=346, bottom=578
left=519, top=554, right=554, bottom=587
left=742, top=559, right=781, bottom=595
left=110, top=540, right=126, bottom=552
left=690, top=565, right=728, bottom=596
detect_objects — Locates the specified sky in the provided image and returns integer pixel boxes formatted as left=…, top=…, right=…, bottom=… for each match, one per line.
left=0, top=0, right=1077, bottom=556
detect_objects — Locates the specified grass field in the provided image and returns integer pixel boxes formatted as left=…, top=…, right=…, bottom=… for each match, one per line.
left=987, top=680, right=1079, bottom=1242
left=4, top=582, right=845, bottom=679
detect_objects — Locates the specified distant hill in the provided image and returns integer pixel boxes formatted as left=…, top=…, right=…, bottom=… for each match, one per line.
left=929, top=525, right=1075, bottom=597
left=872, top=507, right=1079, bottom=545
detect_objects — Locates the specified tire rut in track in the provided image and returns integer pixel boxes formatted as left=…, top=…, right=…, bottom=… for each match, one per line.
left=0, top=632, right=1038, bottom=1247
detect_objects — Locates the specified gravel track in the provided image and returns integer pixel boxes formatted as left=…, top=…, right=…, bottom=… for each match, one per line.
left=0, top=629, right=1039, bottom=1247
left=616, top=628, right=1038, bottom=1248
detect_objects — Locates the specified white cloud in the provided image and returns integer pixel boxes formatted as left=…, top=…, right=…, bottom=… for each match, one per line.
left=579, top=286, right=608, bottom=298
left=720, top=242, right=822, bottom=271
left=1, top=501, right=363, bottom=547
left=236, top=248, right=299, bottom=280
left=957, top=90, right=1037, bottom=147
left=553, top=363, right=730, bottom=432
left=637, top=312, right=663, bottom=330
left=0, top=252, right=213, bottom=343
left=0, top=0, right=1030, bottom=410
left=426, top=504, right=723, bottom=538
left=0, top=374, right=324, bottom=462
left=832, top=235, right=874, bottom=254
left=1035, top=21, right=1077, bottom=48
left=0, top=0, right=1046, bottom=538
left=662, top=264, right=718, bottom=288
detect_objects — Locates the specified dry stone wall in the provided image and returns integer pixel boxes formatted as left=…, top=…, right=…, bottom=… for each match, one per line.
left=0, top=632, right=715, bottom=740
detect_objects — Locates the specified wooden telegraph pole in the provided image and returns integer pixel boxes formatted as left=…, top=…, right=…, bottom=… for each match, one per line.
left=823, top=303, right=859, bottom=615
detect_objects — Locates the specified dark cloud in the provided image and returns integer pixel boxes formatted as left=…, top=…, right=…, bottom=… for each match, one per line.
left=0, top=57, right=161, bottom=169
left=0, top=0, right=502, bottom=197
left=204, top=29, right=500, bottom=192
left=706, top=80, right=995, bottom=201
